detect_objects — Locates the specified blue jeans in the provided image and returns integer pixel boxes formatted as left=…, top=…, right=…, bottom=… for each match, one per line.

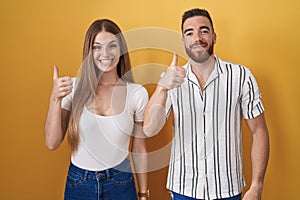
left=171, top=192, right=241, bottom=200
left=64, top=158, right=137, bottom=200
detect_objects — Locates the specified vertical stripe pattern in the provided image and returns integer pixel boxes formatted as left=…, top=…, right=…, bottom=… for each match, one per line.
left=166, top=56, right=264, bottom=199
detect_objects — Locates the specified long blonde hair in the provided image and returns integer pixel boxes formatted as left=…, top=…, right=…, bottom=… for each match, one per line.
left=68, top=19, right=133, bottom=152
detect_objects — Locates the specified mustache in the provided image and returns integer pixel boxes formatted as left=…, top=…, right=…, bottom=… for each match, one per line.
left=190, top=40, right=208, bottom=48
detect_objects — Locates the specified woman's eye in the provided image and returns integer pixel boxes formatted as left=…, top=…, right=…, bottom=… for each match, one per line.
left=109, top=44, right=117, bottom=49
left=93, top=45, right=101, bottom=51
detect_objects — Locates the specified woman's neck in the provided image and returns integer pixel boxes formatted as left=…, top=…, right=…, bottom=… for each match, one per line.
left=97, top=71, right=122, bottom=86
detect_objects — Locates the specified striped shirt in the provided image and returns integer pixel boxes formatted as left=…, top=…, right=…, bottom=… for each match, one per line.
left=165, top=56, right=264, bottom=199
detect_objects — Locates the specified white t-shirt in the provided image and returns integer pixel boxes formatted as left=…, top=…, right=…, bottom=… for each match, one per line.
left=62, top=78, right=148, bottom=171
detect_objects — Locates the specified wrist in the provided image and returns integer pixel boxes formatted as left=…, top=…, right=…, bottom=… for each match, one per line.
left=250, top=181, right=264, bottom=192
left=138, top=189, right=150, bottom=199
left=156, top=84, right=169, bottom=93
left=50, top=94, right=62, bottom=104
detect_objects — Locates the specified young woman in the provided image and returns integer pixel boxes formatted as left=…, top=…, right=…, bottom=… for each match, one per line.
left=44, top=19, right=149, bottom=200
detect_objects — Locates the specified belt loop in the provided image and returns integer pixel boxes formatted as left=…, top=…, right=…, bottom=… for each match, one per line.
left=83, top=170, right=88, bottom=181
left=105, top=169, right=111, bottom=179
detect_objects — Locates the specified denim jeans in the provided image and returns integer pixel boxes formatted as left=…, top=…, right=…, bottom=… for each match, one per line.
left=171, top=192, right=241, bottom=200
left=64, top=158, right=137, bottom=200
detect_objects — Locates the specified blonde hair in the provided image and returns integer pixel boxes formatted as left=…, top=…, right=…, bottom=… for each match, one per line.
left=68, top=19, right=133, bottom=152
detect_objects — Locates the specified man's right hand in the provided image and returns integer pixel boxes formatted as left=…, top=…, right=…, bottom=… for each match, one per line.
left=51, top=65, right=73, bottom=101
left=158, top=53, right=186, bottom=90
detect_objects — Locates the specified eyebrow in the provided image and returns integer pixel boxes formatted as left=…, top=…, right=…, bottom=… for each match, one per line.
left=183, top=28, right=193, bottom=34
left=183, top=26, right=211, bottom=34
left=200, top=26, right=210, bottom=30
left=93, top=39, right=117, bottom=45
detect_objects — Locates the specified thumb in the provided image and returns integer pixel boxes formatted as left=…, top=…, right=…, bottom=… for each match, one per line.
left=53, top=65, right=59, bottom=80
left=170, top=53, right=178, bottom=67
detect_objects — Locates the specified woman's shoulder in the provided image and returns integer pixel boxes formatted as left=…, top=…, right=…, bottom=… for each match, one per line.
left=126, top=82, right=149, bottom=109
left=127, top=82, right=146, bottom=91
left=72, top=77, right=79, bottom=83
left=71, top=77, right=79, bottom=88
left=127, top=82, right=148, bottom=97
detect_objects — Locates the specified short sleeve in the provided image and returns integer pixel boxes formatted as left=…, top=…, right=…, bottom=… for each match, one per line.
left=132, top=85, right=149, bottom=122
left=241, top=69, right=264, bottom=119
left=61, top=78, right=78, bottom=111
left=165, top=91, right=172, bottom=118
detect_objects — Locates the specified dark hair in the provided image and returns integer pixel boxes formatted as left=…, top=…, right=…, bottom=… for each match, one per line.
left=181, top=8, right=214, bottom=33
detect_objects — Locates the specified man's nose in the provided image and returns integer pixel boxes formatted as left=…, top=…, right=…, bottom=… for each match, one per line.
left=193, top=31, right=204, bottom=42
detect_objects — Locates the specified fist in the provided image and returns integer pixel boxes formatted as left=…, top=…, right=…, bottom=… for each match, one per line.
left=51, top=65, right=73, bottom=100
left=158, top=53, right=186, bottom=90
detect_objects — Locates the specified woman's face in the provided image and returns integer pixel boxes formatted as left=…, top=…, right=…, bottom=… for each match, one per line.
left=92, top=31, right=120, bottom=73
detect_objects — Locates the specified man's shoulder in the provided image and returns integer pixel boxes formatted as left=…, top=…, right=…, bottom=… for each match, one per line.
left=217, top=56, right=242, bottom=67
left=216, top=56, right=249, bottom=72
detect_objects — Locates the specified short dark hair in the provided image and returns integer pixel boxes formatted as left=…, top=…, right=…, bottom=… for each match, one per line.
left=181, top=8, right=214, bottom=33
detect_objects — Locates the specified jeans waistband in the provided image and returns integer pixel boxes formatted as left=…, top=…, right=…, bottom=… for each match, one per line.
left=68, top=158, right=132, bottom=180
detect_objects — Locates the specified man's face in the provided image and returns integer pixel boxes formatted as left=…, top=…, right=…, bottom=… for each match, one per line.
left=182, top=16, right=216, bottom=63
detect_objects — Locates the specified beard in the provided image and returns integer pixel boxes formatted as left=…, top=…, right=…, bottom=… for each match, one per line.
left=185, top=41, right=214, bottom=63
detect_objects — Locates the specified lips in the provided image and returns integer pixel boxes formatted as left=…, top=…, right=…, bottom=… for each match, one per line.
left=99, top=58, right=114, bottom=66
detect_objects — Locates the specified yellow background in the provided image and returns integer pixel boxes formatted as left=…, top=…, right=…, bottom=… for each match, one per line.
left=1, top=0, right=299, bottom=199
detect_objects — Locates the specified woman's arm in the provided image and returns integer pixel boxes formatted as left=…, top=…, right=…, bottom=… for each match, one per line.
left=132, top=122, right=149, bottom=199
left=44, top=65, right=73, bottom=150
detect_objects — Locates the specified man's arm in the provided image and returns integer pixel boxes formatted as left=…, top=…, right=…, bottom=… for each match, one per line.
left=143, top=85, right=169, bottom=137
left=243, top=113, right=270, bottom=200
left=143, top=54, right=185, bottom=137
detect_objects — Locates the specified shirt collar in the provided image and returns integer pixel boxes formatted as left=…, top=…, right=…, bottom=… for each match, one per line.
left=186, top=55, right=223, bottom=88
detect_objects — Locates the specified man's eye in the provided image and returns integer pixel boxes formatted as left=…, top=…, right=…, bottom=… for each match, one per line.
left=185, top=32, right=192, bottom=36
left=201, top=30, right=209, bottom=34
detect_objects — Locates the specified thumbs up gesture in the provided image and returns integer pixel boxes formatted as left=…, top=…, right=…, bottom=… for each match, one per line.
left=158, top=53, right=186, bottom=90
left=51, top=65, right=73, bottom=101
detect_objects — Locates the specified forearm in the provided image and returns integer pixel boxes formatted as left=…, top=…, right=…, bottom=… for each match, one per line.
left=132, top=138, right=148, bottom=198
left=44, top=96, right=66, bottom=150
left=143, top=85, right=168, bottom=137
left=250, top=128, right=270, bottom=189
left=134, top=159, right=148, bottom=193
left=243, top=114, right=270, bottom=200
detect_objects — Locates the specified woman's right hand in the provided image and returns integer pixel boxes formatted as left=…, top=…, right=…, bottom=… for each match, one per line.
left=44, top=65, right=72, bottom=150
left=51, top=65, right=73, bottom=101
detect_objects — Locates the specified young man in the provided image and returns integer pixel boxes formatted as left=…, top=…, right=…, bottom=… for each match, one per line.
left=144, top=8, right=269, bottom=200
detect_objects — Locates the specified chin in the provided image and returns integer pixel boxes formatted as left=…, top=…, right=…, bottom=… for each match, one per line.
left=98, top=66, right=116, bottom=73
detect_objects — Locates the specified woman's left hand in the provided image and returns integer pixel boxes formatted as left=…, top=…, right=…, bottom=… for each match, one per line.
left=139, top=197, right=149, bottom=200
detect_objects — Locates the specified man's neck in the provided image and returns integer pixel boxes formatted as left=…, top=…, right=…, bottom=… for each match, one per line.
left=190, top=55, right=216, bottom=81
